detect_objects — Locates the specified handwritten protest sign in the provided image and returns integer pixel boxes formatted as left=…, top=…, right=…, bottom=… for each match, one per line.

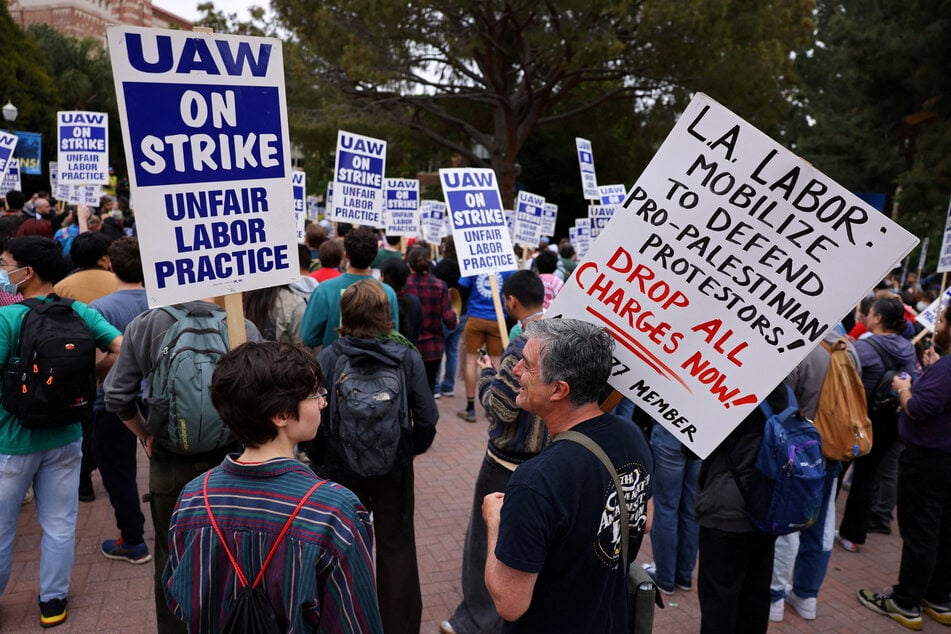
left=333, top=130, right=386, bottom=227
left=57, top=111, right=109, bottom=185
left=938, top=196, right=951, bottom=274
left=541, top=202, right=558, bottom=238
left=384, top=178, right=420, bottom=237
left=0, top=132, right=17, bottom=184
left=548, top=93, right=919, bottom=458
left=1, top=159, right=20, bottom=193
left=599, top=184, right=626, bottom=205
left=293, top=170, right=306, bottom=241
left=576, top=137, right=599, bottom=200
left=512, top=191, right=545, bottom=248
left=440, top=168, right=518, bottom=277
left=108, top=26, right=298, bottom=307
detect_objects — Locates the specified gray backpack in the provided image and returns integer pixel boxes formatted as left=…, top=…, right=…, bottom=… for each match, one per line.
left=145, top=305, right=233, bottom=454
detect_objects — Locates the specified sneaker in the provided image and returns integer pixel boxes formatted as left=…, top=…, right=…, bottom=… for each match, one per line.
left=867, top=523, right=892, bottom=535
left=675, top=582, right=693, bottom=592
left=38, top=596, right=68, bottom=628
left=78, top=473, right=95, bottom=503
left=101, top=538, right=152, bottom=565
left=786, top=591, right=817, bottom=620
left=835, top=531, right=858, bottom=552
left=457, top=409, right=476, bottom=423
left=857, top=589, right=922, bottom=630
left=769, top=599, right=785, bottom=622
left=922, top=599, right=951, bottom=625
left=439, top=621, right=456, bottom=634
left=641, top=562, right=673, bottom=595
left=434, top=391, right=442, bottom=399
left=441, top=391, right=455, bottom=398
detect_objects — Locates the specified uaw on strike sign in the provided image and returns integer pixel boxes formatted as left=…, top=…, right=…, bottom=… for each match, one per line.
left=549, top=93, right=918, bottom=458
left=107, top=26, right=297, bottom=307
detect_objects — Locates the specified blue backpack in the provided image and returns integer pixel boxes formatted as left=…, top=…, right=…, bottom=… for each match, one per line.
left=746, top=386, right=825, bottom=535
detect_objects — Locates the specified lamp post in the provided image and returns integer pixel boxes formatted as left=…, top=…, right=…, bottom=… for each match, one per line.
left=2, top=101, right=17, bottom=128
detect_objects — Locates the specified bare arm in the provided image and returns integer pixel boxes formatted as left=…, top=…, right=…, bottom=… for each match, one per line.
left=482, top=492, right=538, bottom=622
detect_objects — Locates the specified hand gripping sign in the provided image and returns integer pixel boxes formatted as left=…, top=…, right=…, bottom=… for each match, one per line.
left=548, top=93, right=919, bottom=458
left=107, top=26, right=298, bottom=308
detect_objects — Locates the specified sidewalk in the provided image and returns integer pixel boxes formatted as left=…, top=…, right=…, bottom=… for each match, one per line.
left=0, top=393, right=920, bottom=631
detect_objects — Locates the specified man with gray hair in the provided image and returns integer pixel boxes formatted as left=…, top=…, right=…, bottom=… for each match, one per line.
left=482, top=318, right=653, bottom=632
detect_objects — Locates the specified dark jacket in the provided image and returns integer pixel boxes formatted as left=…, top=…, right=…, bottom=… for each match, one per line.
left=308, top=335, right=438, bottom=479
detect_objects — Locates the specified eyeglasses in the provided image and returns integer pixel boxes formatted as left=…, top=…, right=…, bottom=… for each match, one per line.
left=0, top=259, right=18, bottom=269
left=305, top=387, right=328, bottom=403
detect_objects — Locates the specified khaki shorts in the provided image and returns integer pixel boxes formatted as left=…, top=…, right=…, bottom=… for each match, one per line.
left=463, top=316, right=505, bottom=356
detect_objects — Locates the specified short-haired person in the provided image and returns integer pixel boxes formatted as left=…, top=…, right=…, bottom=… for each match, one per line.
left=483, top=319, right=653, bottom=632
left=311, top=239, right=344, bottom=283
left=404, top=245, right=458, bottom=392
left=54, top=231, right=117, bottom=305
left=301, top=227, right=399, bottom=349
left=306, top=280, right=437, bottom=634
left=163, top=342, right=383, bottom=633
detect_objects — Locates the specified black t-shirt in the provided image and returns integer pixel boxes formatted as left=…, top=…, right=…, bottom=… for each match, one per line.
left=496, top=412, right=653, bottom=633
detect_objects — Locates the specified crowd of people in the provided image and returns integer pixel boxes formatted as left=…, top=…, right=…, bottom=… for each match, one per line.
left=1, top=185, right=950, bottom=634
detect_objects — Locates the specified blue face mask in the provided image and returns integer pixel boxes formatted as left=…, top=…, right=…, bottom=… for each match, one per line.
left=0, top=268, right=23, bottom=295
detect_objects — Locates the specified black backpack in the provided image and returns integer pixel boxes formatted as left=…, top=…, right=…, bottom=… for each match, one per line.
left=2, top=294, right=97, bottom=429
left=330, top=349, right=409, bottom=477
left=864, top=337, right=903, bottom=417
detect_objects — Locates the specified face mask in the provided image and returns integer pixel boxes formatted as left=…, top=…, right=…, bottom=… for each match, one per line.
left=0, top=268, right=24, bottom=295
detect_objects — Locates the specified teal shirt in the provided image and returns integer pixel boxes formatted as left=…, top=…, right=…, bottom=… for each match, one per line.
left=300, top=273, right=400, bottom=348
left=0, top=297, right=121, bottom=455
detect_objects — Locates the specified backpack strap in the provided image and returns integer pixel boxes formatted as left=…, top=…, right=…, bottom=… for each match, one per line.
left=864, top=336, right=901, bottom=371
left=202, top=469, right=326, bottom=589
left=553, top=430, right=629, bottom=565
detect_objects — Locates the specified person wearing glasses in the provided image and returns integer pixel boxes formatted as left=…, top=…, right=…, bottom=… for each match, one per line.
left=305, top=279, right=438, bottom=634
left=163, top=342, right=383, bottom=633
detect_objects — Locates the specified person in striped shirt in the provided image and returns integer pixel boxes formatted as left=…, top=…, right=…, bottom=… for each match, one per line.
left=163, top=342, right=383, bottom=633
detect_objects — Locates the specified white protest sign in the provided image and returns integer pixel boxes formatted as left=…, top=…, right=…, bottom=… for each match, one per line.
left=306, top=195, right=320, bottom=220
left=292, top=170, right=306, bottom=242
left=916, top=236, right=929, bottom=274
left=69, top=184, right=102, bottom=207
left=540, top=202, right=558, bottom=238
left=916, top=288, right=951, bottom=332
left=569, top=226, right=578, bottom=250
left=0, top=131, right=18, bottom=184
left=420, top=199, right=446, bottom=243
left=599, top=184, right=626, bottom=206
left=573, top=220, right=591, bottom=257
left=439, top=168, right=518, bottom=277
left=548, top=93, right=919, bottom=458
left=332, top=130, right=386, bottom=227
left=576, top=137, right=599, bottom=200
left=1, top=159, right=21, bottom=193
left=50, top=162, right=71, bottom=201
left=57, top=111, right=109, bottom=185
left=325, top=182, right=335, bottom=221
left=588, top=204, right=615, bottom=238
left=384, top=178, right=420, bottom=237
left=937, top=196, right=951, bottom=273
left=107, top=26, right=298, bottom=307
left=504, top=209, right=514, bottom=238
left=512, top=190, right=545, bottom=248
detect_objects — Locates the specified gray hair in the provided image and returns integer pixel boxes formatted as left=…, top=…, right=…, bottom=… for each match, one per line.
left=525, top=319, right=614, bottom=406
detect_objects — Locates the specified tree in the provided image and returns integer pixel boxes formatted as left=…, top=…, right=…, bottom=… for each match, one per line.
left=270, top=0, right=814, bottom=206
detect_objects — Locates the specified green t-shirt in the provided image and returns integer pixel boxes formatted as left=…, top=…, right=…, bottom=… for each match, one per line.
left=369, top=248, right=403, bottom=270
left=0, top=297, right=121, bottom=455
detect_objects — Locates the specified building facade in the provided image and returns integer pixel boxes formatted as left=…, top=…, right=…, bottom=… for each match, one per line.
left=8, top=0, right=190, bottom=42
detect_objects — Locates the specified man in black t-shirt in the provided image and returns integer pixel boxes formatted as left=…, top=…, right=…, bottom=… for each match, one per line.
left=483, top=319, right=653, bottom=633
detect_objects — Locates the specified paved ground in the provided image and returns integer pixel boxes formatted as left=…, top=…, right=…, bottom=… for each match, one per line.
left=0, top=392, right=923, bottom=632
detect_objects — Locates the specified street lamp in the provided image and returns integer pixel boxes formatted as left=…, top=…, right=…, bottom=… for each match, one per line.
left=2, top=101, right=17, bottom=125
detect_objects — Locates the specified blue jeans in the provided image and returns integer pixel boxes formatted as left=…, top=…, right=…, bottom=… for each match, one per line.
left=438, top=314, right=466, bottom=394
left=0, top=438, right=82, bottom=601
left=649, top=425, right=701, bottom=591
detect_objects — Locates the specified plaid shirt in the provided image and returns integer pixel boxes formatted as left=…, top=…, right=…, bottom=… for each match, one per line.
left=404, top=272, right=457, bottom=361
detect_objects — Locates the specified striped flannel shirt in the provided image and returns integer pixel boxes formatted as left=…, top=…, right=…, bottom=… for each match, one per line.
left=164, top=456, right=383, bottom=633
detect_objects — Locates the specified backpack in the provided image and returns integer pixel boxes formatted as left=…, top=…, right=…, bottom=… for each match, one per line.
left=144, top=305, right=233, bottom=454
left=812, top=338, right=873, bottom=460
left=864, top=337, right=903, bottom=417
left=330, top=349, right=409, bottom=477
left=746, top=386, right=826, bottom=535
left=2, top=294, right=97, bottom=429
left=203, top=469, right=327, bottom=634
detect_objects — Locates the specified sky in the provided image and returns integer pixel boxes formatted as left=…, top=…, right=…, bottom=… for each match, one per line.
left=155, top=0, right=261, bottom=23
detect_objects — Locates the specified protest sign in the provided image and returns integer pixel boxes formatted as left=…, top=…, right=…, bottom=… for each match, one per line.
left=325, top=182, right=335, bottom=221
left=1, top=159, right=21, bottom=193
left=938, top=196, right=951, bottom=274
left=293, top=170, right=306, bottom=241
left=573, top=220, right=591, bottom=257
left=439, top=168, right=518, bottom=277
left=420, top=199, right=446, bottom=243
left=512, top=190, right=545, bottom=248
left=0, top=132, right=17, bottom=184
left=588, top=204, right=615, bottom=238
left=540, top=202, right=558, bottom=238
left=548, top=93, right=919, bottom=458
left=599, top=183, right=626, bottom=206
left=384, top=178, right=420, bottom=237
left=49, top=162, right=71, bottom=202
left=57, top=111, right=109, bottom=185
left=13, top=131, right=42, bottom=176
left=306, top=195, right=320, bottom=220
left=576, top=137, right=599, bottom=200
left=332, top=130, right=386, bottom=227
left=916, top=288, right=951, bottom=332
left=68, top=184, right=102, bottom=207
left=107, top=26, right=298, bottom=307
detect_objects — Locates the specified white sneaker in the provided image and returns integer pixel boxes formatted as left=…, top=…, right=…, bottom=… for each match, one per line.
left=786, top=591, right=817, bottom=620
left=769, top=599, right=785, bottom=622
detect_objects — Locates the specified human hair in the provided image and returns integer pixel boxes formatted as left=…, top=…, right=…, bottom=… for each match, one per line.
left=406, top=245, right=431, bottom=274
left=304, top=222, right=327, bottom=249
left=336, top=222, right=353, bottom=239
left=559, top=243, right=575, bottom=259
left=107, top=236, right=143, bottom=284
left=5, top=190, right=24, bottom=210
left=16, top=218, right=53, bottom=238
left=535, top=250, right=558, bottom=274
left=211, top=342, right=322, bottom=448
left=242, top=285, right=281, bottom=335
left=858, top=296, right=874, bottom=317
left=525, top=319, right=614, bottom=406
left=502, top=270, right=544, bottom=309
left=318, top=239, right=344, bottom=269
left=440, top=235, right=456, bottom=260
left=344, top=227, right=379, bottom=269
left=0, top=215, right=23, bottom=240
left=297, top=243, right=312, bottom=270
left=380, top=258, right=409, bottom=292
left=385, top=234, right=402, bottom=247
left=338, top=279, right=393, bottom=338
left=872, top=296, right=906, bottom=333
left=70, top=231, right=113, bottom=268
left=4, top=236, right=70, bottom=283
